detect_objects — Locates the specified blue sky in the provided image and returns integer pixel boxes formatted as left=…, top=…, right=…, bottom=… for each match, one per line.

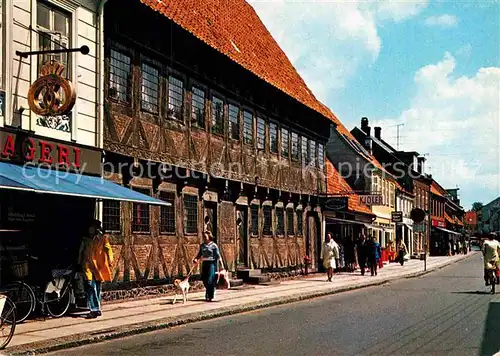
left=250, top=0, right=500, bottom=210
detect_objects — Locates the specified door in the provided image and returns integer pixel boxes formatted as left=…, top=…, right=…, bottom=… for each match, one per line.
left=307, top=212, right=320, bottom=271
left=204, top=202, right=217, bottom=241
left=236, top=207, right=248, bottom=268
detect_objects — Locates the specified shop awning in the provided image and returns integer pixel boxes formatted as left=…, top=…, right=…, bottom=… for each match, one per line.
left=435, top=227, right=461, bottom=236
left=0, top=162, right=170, bottom=205
left=326, top=217, right=370, bottom=226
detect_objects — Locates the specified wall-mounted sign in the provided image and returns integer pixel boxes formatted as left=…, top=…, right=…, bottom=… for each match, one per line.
left=392, top=211, right=403, bottom=223
left=359, top=194, right=383, bottom=206
left=324, top=197, right=348, bottom=211
left=0, top=127, right=102, bottom=175
left=414, top=222, right=426, bottom=232
left=431, top=219, right=446, bottom=228
left=28, top=61, right=76, bottom=133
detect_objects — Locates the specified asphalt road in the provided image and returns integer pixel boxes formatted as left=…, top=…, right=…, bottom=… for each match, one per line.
left=49, top=253, right=500, bottom=356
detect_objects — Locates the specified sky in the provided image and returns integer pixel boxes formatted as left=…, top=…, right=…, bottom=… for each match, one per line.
left=249, top=0, right=500, bottom=211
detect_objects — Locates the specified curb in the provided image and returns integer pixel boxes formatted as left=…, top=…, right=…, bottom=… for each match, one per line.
left=6, top=254, right=474, bottom=355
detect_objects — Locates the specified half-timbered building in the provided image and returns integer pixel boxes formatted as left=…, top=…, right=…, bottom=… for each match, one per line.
left=101, top=0, right=336, bottom=284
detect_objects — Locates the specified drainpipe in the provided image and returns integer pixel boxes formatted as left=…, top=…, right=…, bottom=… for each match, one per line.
left=96, top=0, right=107, bottom=221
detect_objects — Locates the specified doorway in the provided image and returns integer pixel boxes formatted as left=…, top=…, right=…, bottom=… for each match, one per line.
left=306, top=212, right=321, bottom=271
left=236, top=206, right=248, bottom=268
left=203, top=201, right=217, bottom=241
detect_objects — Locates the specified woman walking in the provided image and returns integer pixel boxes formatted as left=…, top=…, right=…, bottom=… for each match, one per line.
left=396, top=238, right=408, bottom=266
left=193, top=231, right=222, bottom=301
left=321, top=233, right=339, bottom=281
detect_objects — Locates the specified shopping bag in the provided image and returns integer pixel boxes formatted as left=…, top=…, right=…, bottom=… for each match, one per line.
left=403, top=253, right=410, bottom=262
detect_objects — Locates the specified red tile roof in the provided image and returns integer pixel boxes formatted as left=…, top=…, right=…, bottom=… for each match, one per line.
left=140, top=0, right=332, bottom=120
left=326, top=160, right=374, bottom=216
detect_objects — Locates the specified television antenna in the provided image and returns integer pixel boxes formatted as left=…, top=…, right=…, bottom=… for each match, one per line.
left=390, top=123, right=405, bottom=150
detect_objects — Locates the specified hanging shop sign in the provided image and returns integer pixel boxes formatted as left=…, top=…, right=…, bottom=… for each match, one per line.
left=391, top=211, right=403, bottom=223
left=324, top=197, right=348, bottom=211
left=0, top=128, right=101, bottom=175
left=431, top=219, right=446, bottom=228
left=359, top=194, right=383, bottom=206
left=27, top=60, right=76, bottom=133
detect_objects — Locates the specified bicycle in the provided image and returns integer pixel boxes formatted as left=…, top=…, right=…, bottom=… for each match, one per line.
left=0, top=294, right=16, bottom=349
left=2, top=257, right=79, bottom=320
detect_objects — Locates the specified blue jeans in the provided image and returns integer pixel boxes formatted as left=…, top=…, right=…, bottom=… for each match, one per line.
left=86, top=280, right=102, bottom=312
left=201, top=261, right=217, bottom=300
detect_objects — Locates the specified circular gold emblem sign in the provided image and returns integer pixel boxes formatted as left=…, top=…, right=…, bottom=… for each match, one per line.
left=27, top=60, right=76, bottom=116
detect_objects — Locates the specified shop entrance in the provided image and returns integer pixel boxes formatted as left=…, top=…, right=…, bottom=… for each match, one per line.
left=236, top=207, right=248, bottom=268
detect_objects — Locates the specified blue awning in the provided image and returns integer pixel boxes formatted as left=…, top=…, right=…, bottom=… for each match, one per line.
left=0, top=162, right=170, bottom=206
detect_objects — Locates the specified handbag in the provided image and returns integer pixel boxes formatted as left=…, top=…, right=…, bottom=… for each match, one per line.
left=403, top=253, right=410, bottom=261
left=216, top=258, right=231, bottom=289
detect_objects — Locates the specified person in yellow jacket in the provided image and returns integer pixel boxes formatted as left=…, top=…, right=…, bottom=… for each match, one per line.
left=78, top=219, right=113, bottom=319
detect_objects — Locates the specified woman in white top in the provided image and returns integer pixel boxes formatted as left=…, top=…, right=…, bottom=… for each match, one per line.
left=321, top=233, right=340, bottom=282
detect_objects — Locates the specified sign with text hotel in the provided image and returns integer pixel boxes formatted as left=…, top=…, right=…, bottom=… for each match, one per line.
left=0, top=128, right=101, bottom=176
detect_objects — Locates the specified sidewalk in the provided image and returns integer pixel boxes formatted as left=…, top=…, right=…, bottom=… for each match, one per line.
left=6, top=253, right=475, bottom=354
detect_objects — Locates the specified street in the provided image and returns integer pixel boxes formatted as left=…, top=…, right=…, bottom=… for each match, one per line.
left=49, top=253, right=498, bottom=356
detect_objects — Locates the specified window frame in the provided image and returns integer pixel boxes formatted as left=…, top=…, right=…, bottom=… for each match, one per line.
left=103, top=200, right=121, bottom=233
left=296, top=208, right=303, bottom=236
left=131, top=187, right=151, bottom=234
left=263, top=205, right=272, bottom=236
left=250, top=204, right=259, bottom=236
left=228, top=101, right=241, bottom=141
left=270, top=121, right=278, bottom=154
left=140, top=59, right=160, bottom=114
left=291, top=131, right=299, bottom=161
left=286, top=208, right=294, bottom=235
left=183, top=194, right=199, bottom=235
left=276, top=207, right=285, bottom=236
left=318, top=143, right=325, bottom=170
left=256, top=116, right=266, bottom=151
left=242, top=109, right=254, bottom=146
left=159, top=191, right=176, bottom=235
left=211, top=93, right=225, bottom=136
left=166, top=71, right=186, bottom=122
left=190, top=84, right=207, bottom=129
left=281, top=127, right=289, bottom=159
left=108, top=46, right=133, bottom=104
left=301, top=136, right=308, bottom=166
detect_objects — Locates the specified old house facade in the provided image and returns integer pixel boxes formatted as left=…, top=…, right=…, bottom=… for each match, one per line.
left=101, top=0, right=334, bottom=283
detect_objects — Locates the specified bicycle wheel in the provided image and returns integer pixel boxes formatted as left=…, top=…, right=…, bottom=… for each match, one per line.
left=2, top=282, right=35, bottom=323
left=0, top=296, right=16, bottom=349
left=44, top=278, right=71, bottom=318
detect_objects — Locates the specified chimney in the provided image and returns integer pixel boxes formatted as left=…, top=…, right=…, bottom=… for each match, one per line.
left=374, top=127, right=381, bottom=139
left=361, top=117, right=369, bottom=135
left=417, top=156, right=426, bottom=174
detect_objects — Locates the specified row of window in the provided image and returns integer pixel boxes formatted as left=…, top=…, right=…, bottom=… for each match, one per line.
left=108, top=47, right=325, bottom=169
left=416, top=187, right=429, bottom=211
left=372, top=176, right=395, bottom=207
left=103, top=190, right=304, bottom=236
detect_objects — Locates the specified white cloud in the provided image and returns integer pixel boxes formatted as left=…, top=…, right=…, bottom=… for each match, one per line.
left=424, top=14, right=459, bottom=28
left=372, top=53, right=500, bottom=208
left=249, top=0, right=428, bottom=103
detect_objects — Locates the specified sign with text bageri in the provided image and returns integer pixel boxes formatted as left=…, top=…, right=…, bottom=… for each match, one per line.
left=0, top=128, right=101, bottom=175
left=28, top=60, right=76, bottom=133
left=359, top=194, right=383, bottom=206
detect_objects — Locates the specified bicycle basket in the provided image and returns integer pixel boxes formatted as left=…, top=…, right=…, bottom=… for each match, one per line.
left=11, top=261, right=29, bottom=278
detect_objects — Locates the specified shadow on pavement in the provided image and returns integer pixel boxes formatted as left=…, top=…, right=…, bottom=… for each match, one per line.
left=480, top=301, right=500, bottom=356
left=451, top=291, right=493, bottom=295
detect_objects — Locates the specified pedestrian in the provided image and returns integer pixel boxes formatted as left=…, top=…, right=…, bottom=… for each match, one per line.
left=396, top=238, right=408, bottom=266
left=344, top=235, right=356, bottom=272
left=78, top=219, right=114, bottom=319
left=356, top=234, right=368, bottom=276
left=193, top=231, right=222, bottom=302
left=321, top=233, right=339, bottom=282
left=365, top=237, right=381, bottom=276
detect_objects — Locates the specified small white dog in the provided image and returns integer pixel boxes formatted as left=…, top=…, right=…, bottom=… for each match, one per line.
left=172, top=276, right=190, bottom=304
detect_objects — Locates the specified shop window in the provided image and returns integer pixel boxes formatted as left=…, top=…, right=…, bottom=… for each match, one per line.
left=132, top=188, right=150, bottom=233
left=318, top=143, right=325, bottom=170
left=286, top=208, right=294, bottom=235
left=191, top=86, right=206, bottom=128
left=160, top=191, right=175, bottom=234
left=281, top=128, right=289, bottom=158
left=297, top=210, right=303, bottom=235
left=103, top=200, right=121, bottom=232
left=256, top=117, right=266, bottom=150
left=37, top=3, right=71, bottom=78
left=167, top=75, right=184, bottom=121
left=291, top=132, right=299, bottom=161
left=183, top=195, right=198, bottom=234
left=228, top=104, right=240, bottom=140
left=251, top=204, right=259, bottom=236
left=276, top=207, right=284, bottom=236
left=141, top=62, right=159, bottom=113
left=263, top=205, right=272, bottom=235
left=301, top=136, right=308, bottom=166
left=243, top=110, right=254, bottom=145
left=270, top=122, right=278, bottom=154
left=109, top=48, right=131, bottom=103
left=211, top=96, right=224, bottom=135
